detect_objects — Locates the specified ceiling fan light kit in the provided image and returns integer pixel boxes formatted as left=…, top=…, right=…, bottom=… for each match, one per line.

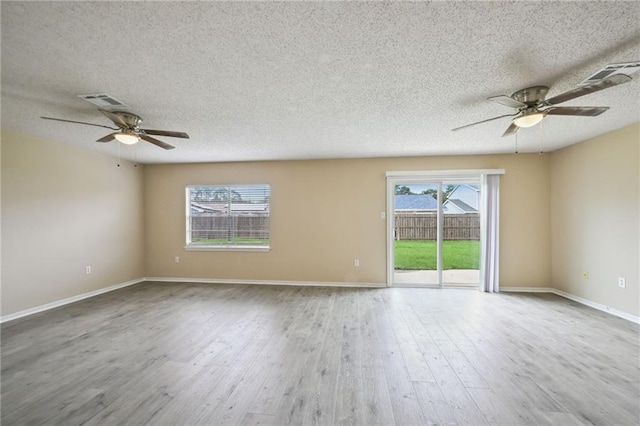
left=114, top=131, right=140, bottom=145
left=41, top=105, right=189, bottom=150
left=452, top=72, right=634, bottom=137
left=39, top=67, right=636, bottom=152
left=513, top=110, right=546, bottom=128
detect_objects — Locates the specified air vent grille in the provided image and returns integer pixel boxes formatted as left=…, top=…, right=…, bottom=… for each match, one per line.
left=77, top=93, right=130, bottom=110
left=580, top=62, right=640, bottom=85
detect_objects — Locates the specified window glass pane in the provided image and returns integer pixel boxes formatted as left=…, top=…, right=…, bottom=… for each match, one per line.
left=393, top=184, right=438, bottom=285
left=187, top=185, right=270, bottom=248
left=442, top=183, right=480, bottom=287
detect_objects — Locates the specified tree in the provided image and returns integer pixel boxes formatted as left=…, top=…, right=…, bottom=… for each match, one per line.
left=212, top=188, right=243, bottom=202
left=191, top=187, right=215, bottom=201
left=421, top=185, right=458, bottom=202
left=395, top=185, right=415, bottom=195
left=442, top=185, right=457, bottom=202
left=190, top=187, right=243, bottom=202
left=421, top=188, right=437, bottom=198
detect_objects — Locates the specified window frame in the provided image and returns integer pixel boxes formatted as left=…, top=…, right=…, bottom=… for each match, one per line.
left=185, top=184, right=271, bottom=252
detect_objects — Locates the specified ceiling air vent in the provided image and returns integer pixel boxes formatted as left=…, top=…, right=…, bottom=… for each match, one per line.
left=77, top=93, right=130, bottom=110
left=580, top=61, right=640, bottom=85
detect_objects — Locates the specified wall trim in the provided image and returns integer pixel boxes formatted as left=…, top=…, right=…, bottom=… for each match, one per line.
left=0, top=278, right=145, bottom=324
left=550, top=289, right=640, bottom=324
left=502, top=286, right=639, bottom=324
left=3, top=279, right=636, bottom=325
left=501, top=286, right=553, bottom=293
left=386, top=169, right=505, bottom=179
left=144, top=277, right=386, bottom=288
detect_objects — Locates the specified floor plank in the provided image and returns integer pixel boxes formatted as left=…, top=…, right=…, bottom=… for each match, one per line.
left=2, top=283, right=639, bottom=425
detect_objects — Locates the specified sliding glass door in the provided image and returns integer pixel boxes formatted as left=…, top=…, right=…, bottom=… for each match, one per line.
left=441, top=181, right=480, bottom=287
left=388, top=177, right=481, bottom=287
left=393, top=184, right=439, bottom=286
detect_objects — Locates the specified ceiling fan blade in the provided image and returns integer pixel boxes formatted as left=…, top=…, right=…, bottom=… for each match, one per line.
left=452, top=113, right=518, bottom=132
left=142, top=129, right=190, bottom=139
left=96, top=132, right=117, bottom=143
left=501, top=121, right=519, bottom=137
left=99, top=109, right=128, bottom=127
left=140, top=134, right=175, bottom=150
left=545, top=74, right=632, bottom=106
left=488, top=95, right=526, bottom=109
left=545, top=106, right=609, bottom=117
left=41, top=116, right=118, bottom=130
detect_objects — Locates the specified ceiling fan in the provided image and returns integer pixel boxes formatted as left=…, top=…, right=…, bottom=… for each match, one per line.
left=41, top=109, right=189, bottom=150
left=452, top=74, right=633, bottom=137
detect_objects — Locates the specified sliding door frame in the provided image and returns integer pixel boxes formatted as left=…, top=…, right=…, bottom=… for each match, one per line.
left=386, top=169, right=504, bottom=287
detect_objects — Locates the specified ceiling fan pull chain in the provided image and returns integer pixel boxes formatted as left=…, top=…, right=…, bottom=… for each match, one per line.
left=515, top=132, right=519, bottom=154
left=117, top=141, right=121, bottom=167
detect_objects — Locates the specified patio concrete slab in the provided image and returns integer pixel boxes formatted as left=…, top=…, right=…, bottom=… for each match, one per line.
left=394, top=269, right=479, bottom=286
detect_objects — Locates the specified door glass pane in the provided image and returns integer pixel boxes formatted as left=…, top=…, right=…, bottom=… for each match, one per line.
left=393, top=184, right=438, bottom=285
left=441, top=183, right=480, bottom=286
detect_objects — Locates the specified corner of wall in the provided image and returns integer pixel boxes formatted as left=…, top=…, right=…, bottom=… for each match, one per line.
left=549, top=123, right=640, bottom=318
left=1, top=129, right=146, bottom=316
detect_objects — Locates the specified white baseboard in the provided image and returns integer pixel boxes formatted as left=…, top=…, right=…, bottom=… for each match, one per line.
left=0, top=278, right=144, bottom=324
left=0, top=277, right=384, bottom=324
left=550, top=289, right=640, bottom=324
left=501, top=286, right=553, bottom=293
left=144, top=277, right=387, bottom=288
left=501, top=286, right=639, bottom=324
left=4, top=278, right=637, bottom=325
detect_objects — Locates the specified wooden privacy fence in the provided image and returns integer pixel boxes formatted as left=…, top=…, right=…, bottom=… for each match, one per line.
left=394, top=213, right=480, bottom=240
left=191, top=215, right=269, bottom=240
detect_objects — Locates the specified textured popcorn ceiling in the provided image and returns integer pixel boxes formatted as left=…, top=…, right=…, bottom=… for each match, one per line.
left=2, top=2, right=639, bottom=164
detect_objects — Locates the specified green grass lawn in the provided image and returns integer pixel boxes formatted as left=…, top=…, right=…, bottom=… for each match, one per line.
left=395, top=240, right=479, bottom=270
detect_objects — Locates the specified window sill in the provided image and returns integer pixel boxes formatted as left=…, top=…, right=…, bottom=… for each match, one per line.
left=184, top=245, right=271, bottom=252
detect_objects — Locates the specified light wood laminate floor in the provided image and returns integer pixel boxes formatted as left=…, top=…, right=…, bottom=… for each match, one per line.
left=2, top=282, right=639, bottom=425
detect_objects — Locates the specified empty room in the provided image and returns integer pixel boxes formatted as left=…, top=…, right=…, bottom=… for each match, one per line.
left=1, top=2, right=639, bottom=425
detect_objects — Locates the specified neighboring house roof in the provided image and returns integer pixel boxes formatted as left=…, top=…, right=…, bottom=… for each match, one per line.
left=443, top=198, right=477, bottom=213
left=448, top=184, right=478, bottom=195
left=191, top=202, right=224, bottom=213
left=191, top=201, right=268, bottom=214
left=446, top=184, right=479, bottom=209
left=394, top=195, right=437, bottom=211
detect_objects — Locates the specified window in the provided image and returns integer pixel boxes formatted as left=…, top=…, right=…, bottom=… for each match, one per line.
left=186, top=184, right=270, bottom=251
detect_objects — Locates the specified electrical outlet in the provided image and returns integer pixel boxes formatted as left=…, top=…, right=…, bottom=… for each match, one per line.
left=175, top=256, right=180, bottom=263
left=354, top=259, right=360, bottom=267
left=618, top=277, right=626, bottom=288
left=380, top=212, right=386, bottom=219
left=583, top=272, right=589, bottom=279
left=85, top=266, right=92, bottom=274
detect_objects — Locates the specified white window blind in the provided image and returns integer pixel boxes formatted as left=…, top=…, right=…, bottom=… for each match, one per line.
left=186, top=185, right=270, bottom=251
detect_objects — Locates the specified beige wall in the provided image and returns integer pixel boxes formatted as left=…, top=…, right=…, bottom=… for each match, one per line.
left=550, top=123, right=639, bottom=316
left=5, top=123, right=637, bottom=319
left=145, top=153, right=551, bottom=288
left=1, top=129, right=145, bottom=316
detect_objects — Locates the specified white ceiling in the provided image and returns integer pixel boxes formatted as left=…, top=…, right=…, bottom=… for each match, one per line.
left=2, top=1, right=639, bottom=164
